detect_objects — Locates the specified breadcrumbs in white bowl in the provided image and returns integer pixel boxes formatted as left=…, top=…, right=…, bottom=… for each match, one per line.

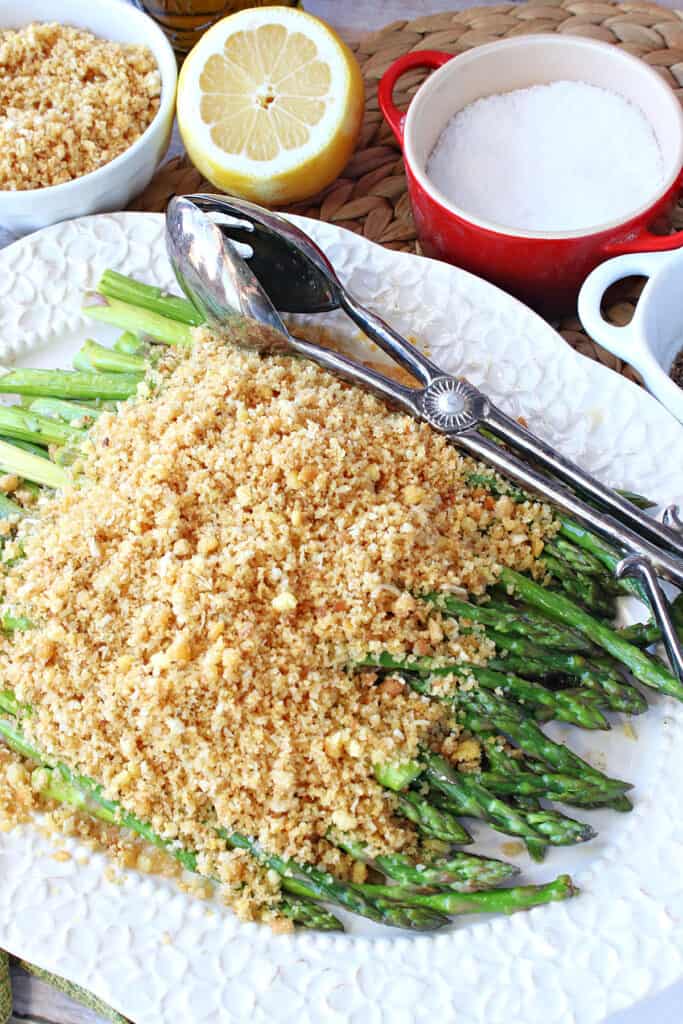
left=0, top=0, right=177, bottom=234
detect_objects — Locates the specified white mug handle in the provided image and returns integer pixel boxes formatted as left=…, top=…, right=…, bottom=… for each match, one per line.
left=578, top=250, right=675, bottom=364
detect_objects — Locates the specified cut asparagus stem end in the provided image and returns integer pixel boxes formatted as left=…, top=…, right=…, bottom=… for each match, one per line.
left=0, top=492, right=24, bottom=519
left=0, top=689, right=22, bottom=716
left=27, top=397, right=103, bottom=427
left=0, top=405, right=86, bottom=448
left=76, top=338, right=147, bottom=375
left=114, top=332, right=146, bottom=356
left=0, top=438, right=69, bottom=488
left=0, top=368, right=142, bottom=401
left=98, top=270, right=204, bottom=327
left=374, top=759, right=423, bottom=791
left=83, top=297, right=193, bottom=347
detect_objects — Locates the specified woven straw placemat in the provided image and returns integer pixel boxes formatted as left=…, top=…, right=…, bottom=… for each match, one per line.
left=131, top=0, right=683, bottom=384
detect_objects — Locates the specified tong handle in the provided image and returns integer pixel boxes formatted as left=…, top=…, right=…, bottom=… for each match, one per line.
left=339, top=290, right=444, bottom=388
left=617, top=554, right=683, bottom=681
left=663, top=504, right=683, bottom=532
left=348, top=295, right=683, bottom=561
left=288, top=334, right=422, bottom=417
left=485, top=404, right=683, bottom=560
left=457, top=430, right=683, bottom=596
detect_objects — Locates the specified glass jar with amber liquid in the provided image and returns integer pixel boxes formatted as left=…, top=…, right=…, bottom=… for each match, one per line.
left=135, top=0, right=301, bottom=54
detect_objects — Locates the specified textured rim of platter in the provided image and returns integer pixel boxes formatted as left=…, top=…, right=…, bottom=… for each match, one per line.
left=0, top=212, right=682, bottom=1024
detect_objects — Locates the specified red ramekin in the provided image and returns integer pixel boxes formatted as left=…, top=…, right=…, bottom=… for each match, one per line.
left=378, top=35, right=683, bottom=316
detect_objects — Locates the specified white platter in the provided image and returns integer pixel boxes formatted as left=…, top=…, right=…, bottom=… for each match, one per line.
left=0, top=212, right=682, bottom=1024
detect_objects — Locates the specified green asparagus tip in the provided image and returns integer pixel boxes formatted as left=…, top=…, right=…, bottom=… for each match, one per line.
left=374, top=759, right=422, bottom=791
left=279, top=896, right=345, bottom=931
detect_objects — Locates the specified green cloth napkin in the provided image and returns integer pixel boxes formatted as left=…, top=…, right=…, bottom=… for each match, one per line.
left=0, top=953, right=10, bottom=1024
left=0, top=951, right=131, bottom=1024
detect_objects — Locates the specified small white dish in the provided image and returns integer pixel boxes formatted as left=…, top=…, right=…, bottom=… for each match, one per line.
left=0, top=0, right=177, bottom=234
left=579, top=247, right=683, bottom=423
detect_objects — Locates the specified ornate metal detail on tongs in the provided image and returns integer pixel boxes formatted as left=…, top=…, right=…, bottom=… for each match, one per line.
left=166, top=194, right=683, bottom=682
left=417, top=377, right=487, bottom=433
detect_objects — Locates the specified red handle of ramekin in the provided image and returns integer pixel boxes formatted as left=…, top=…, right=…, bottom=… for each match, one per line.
left=378, top=50, right=454, bottom=144
left=604, top=168, right=683, bottom=256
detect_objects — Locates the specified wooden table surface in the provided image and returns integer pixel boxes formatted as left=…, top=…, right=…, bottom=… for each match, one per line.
left=7, top=1, right=682, bottom=1022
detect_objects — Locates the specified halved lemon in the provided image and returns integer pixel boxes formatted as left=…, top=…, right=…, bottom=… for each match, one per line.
left=177, top=6, right=364, bottom=205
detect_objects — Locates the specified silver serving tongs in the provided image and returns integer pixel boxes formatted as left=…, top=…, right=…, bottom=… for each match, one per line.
left=166, top=196, right=683, bottom=681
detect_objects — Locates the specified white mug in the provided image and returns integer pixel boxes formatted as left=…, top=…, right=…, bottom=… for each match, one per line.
left=579, top=248, right=683, bottom=423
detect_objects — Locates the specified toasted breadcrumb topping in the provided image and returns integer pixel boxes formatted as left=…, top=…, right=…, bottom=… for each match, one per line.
left=0, top=22, right=160, bottom=191
left=0, top=331, right=554, bottom=917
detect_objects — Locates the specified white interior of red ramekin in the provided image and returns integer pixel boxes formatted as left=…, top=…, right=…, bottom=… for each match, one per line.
left=403, top=34, right=683, bottom=239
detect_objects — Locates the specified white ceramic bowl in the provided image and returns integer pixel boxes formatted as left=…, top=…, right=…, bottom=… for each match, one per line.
left=0, top=0, right=177, bottom=234
left=579, top=248, right=683, bottom=423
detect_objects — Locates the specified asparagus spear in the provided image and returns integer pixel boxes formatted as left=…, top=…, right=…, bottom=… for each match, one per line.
left=617, top=620, right=662, bottom=647
left=500, top=567, right=683, bottom=700
left=26, top=397, right=104, bottom=426
left=472, top=768, right=627, bottom=805
left=364, top=652, right=608, bottom=730
left=98, top=270, right=203, bottom=326
left=540, top=552, right=616, bottom=618
left=482, top=635, right=648, bottom=715
left=424, top=592, right=594, bottom=652
left=73, top=339, right=147, bottom=375
left=466, top=470, right=655, bottom=513
left=0, top=368, right=142, bottom=401
left=478, top=726, right=632, bottom=813
left=545, top=537, right=619, bottom=584
left=330, top=832, right=519, bottom=889
left=374, top=753, right=587, bottom=858
left=618, top=595, right=683, bottom=647
left=222, top=831, right=448, bottom=931
left=0, top=707, right=346, bottom=928
left=278, top=897, right=344, bottom=930
left=483, top=729, right=587, bottom=832
left=34, top=765, right=342, bottom=931
left=0, top=436, right=50, bottom=460
left=423, top=755, right=595, bottom=847
left=556, top=517, right=649, bottom=604
left=487, top=656, right=647, bottom=718
left=447, top=686, right=629, bottom=793
left=83, top=297, right=193, bottom=347
left=395, top=789, right=473, bottom=844
left=373, top=874, right=576, bottom=915
left=0, top=406, right=86, bottom=448
left=0, top=438, right=68, bottom=488
left=403, top=669, right=626, bottom=797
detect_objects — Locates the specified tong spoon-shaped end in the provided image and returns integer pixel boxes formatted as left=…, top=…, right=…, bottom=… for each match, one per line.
left=187, top=192, right=343, bottom=315
left=165, top=196, right=293, bottom=355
